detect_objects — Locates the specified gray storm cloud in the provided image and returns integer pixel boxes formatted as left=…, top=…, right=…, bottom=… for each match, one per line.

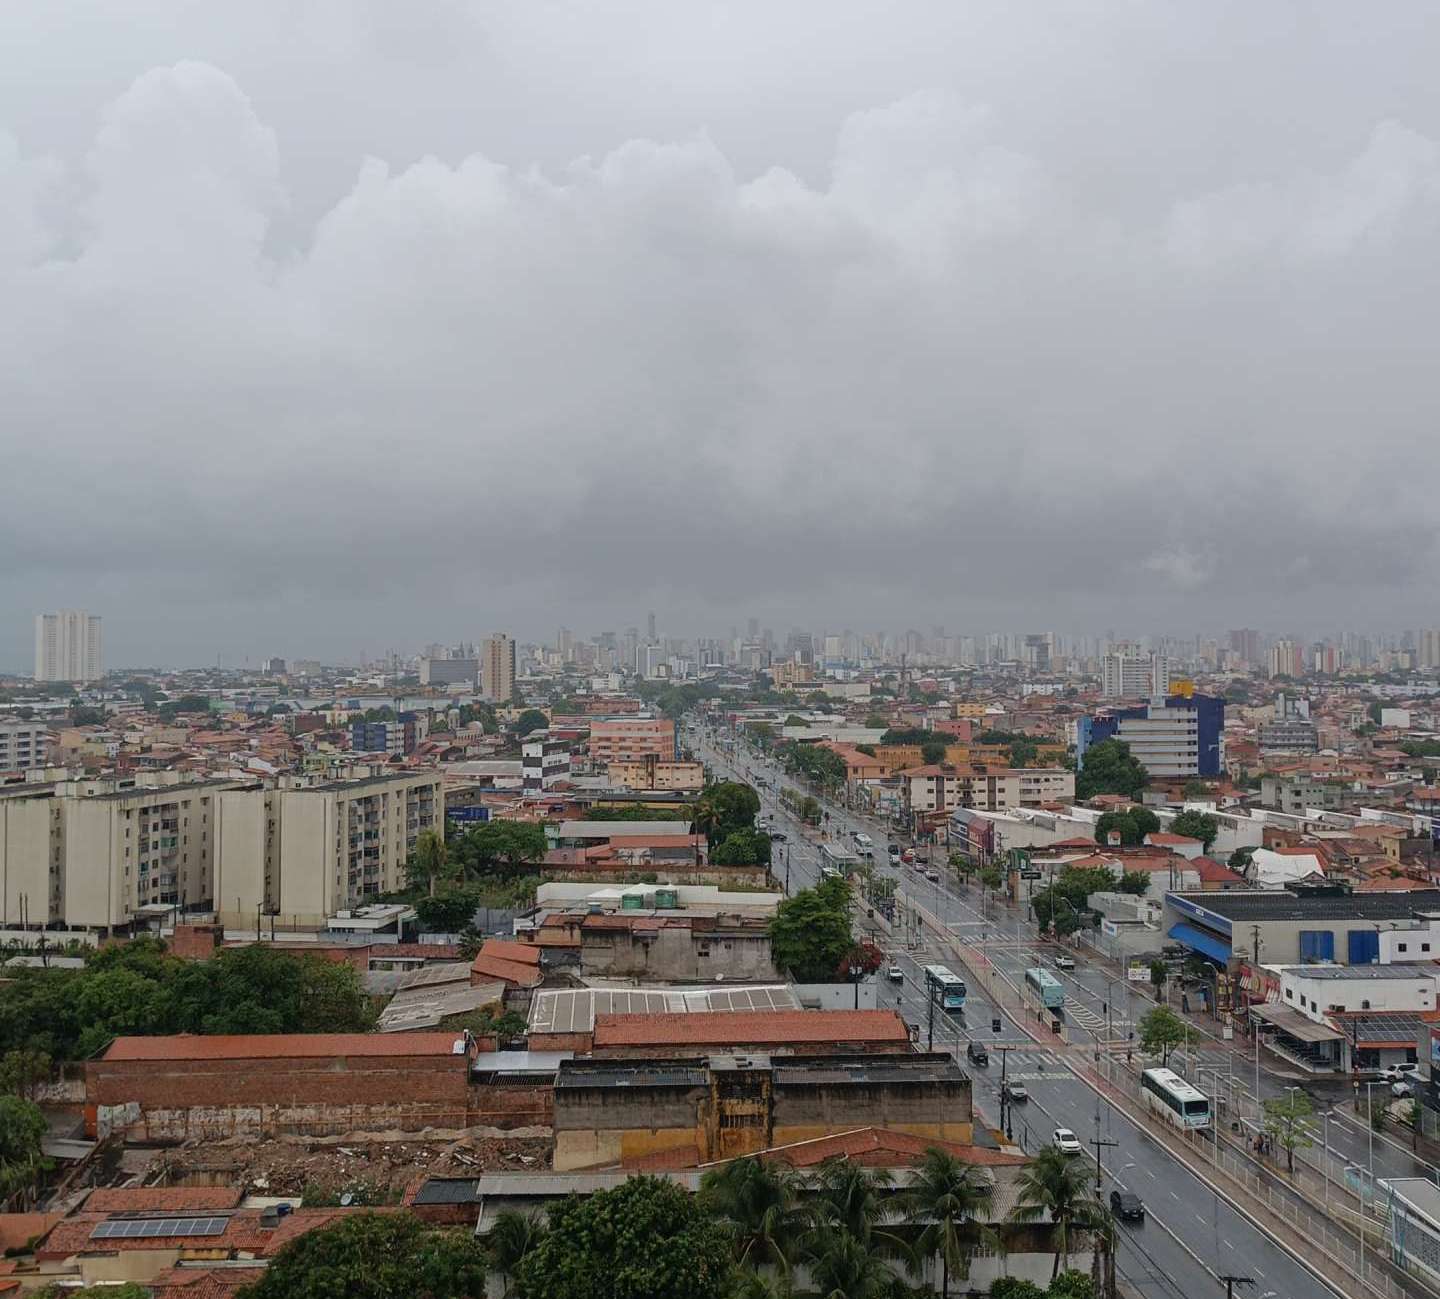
left=2, top=3, right=1440, bottom=664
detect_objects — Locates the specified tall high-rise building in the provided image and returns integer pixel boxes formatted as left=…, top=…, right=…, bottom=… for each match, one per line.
left=1420, top=629, right=1440, bottom=671
left=1227, top=629, right=1261, bottom=668
left=1101, top=647, right=1168, bottom=699
left=34, top=610, right=103, bottom=683
left=1268, top=639, right=1302, bottom=679
left=481, top=634, right=516, bottom=703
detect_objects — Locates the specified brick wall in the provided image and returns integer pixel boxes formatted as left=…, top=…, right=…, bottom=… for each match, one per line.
left=468, top=1081, right=554, bottom=1129
left=86, top=1052, right=470, bottom=1139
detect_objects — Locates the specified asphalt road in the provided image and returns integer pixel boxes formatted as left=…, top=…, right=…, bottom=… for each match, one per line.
left=690, top=721, right=1346, bottom=1299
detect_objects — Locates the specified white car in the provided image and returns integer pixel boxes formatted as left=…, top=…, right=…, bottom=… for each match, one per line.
left=1054, top=954, right=1076, bottom=971
left=1052, top=1128, right=1084, bottom=1156
left=1392, top=1080, right=1415, bottom=1098
left=1382, top=1063, right=1422, bottom=1082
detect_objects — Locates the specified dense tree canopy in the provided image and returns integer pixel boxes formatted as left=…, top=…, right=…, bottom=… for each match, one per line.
left=879, top=728, right=950, bottom=764
left=449, top=821, right=548, bottom=877
left=0, top=1094, right=47, bottom=1204
left=514, top=1175, right=733, bottom=1299
left=711, top=827, right=773, bottom=867
left=240, top=1211, right=488, bottom=1299
left=512, top=709, right=550, bottom=737
left=1169, top=809, right=1219, bottom=852
left=692, top=781, right=761, bottom=846
left=0, top=939, right=373, bottom=1063
left=1075, top=739, right=1147, bottom=801
left=768, top=878, right=854, bottom=981
left=778, top=740, right=849, bottom=785
left=413, top=886, right=481, bottom=933
left=1092, top=807, right=1159, bottom=848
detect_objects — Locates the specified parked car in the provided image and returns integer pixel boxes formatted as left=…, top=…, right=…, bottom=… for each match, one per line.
left=1392, top=1080, right=1415, bottom=1098
left=887, top=965, right=905, bottom=984
left=1052, top=1128, right=1083, bottom=1156
left=888, top=849, right=902, bottom=865
left=966, top=1041, right=990, bottom=1067
left=1110, top=1190, right=1145, bottom=1222
left=1054, top=954, right=1076, bottom=971
left=1003, top=1081, right=1029, bottom=1103
left=1383, top=1063, right=1423, bottom=1082
left=924, top=869, right=941, bottom=882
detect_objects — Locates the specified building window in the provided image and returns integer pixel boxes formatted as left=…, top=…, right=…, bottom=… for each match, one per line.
left=1399, top=943, right=1408, bottom=952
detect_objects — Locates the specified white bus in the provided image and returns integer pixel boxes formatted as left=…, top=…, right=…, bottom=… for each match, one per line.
left=1140, top=1067, right=1211, bottom=1130
left=923, top=964, right=968, bottom=1010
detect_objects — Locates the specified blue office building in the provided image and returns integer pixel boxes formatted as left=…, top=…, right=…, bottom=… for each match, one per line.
left=1077, top=693, right=1223, bottom=779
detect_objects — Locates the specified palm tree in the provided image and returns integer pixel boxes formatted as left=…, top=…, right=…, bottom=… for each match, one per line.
left=699, top=1156, right=805, bottom=1276
left=410, top=828, right=450, bottom=897
left=1009, top=1149, right=1106, bottom=1280
left=486, top=1208, right=547, bottom=1297
left=801, top=1221, right=913, bottom=1299
left=803, top=1157, right=916, bottom=1274
left=902, top=1148, right=997, bottom=1299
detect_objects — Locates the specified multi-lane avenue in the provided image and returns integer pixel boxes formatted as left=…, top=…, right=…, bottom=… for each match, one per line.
left=690, top=718, right=1355, bottom=1299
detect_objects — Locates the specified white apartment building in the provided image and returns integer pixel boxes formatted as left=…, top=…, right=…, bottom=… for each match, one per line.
left=34, top=610, right=103, bottom=683
left=481, top=634, right=515, bottom=703
left=1101, top=649, right=1168, bottom=699
left=0, top=777, right=240, bottom=933
left=217, top=772, right=443, bottom=928
left=0, top=720, right=51, bottom=772
left=522, top=734, right=571, bottom=793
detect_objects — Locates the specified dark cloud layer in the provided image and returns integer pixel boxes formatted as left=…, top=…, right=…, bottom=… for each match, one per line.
left=3, top=3, right=1440, bottom=665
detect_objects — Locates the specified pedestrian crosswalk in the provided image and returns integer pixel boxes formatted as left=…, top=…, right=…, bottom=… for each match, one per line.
left=991, top=1048, right=1069, bottom=1082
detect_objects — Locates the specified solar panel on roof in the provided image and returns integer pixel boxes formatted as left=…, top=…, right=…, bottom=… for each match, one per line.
left=90, top=1216, right=229, bottom=1240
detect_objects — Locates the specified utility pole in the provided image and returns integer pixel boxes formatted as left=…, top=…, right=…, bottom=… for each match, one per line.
left=1089, top=1133, right=1118, bottom=1194
left=1217, top=1275, right=1253, bottom=1299
left=927, top=980, right=936, bottom=1051
left=996, top=1044, right=1017, bottom=1141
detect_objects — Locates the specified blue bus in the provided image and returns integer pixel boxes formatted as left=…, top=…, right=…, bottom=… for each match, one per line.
left=924, top=964, right=968, bottom=1010
left=1025, top=967, right=1065, bottom=1010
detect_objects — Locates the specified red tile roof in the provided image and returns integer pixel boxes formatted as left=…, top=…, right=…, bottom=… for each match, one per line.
left=592, top=1009, right=909, bottom=1048
left=100, top=1032, right=464, bottom=1062
left=38, top=1208, right=388, bottom=1261
left=1192, top=856, right=1247, bottom=886
left=479, top=940, right=541, bottom=966
left=469, top=954, right=544, bottom=987
left=0, top=1212, right=63, bottom=1255
left=1146, top=833, right=1200, bottom=845
left=84, top=1187, right=243, bottom=1213
left=750, top=1127, right=1029, bottom=1169
left=150, top=1265, right=268, bottom=1299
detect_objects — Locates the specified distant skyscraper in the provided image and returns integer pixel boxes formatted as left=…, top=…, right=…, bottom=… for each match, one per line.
left=1101, top=647, right=1168, bottom=699
left=481, top=634, right=516, bottom=703
left=34, top=610, right=102, bottom=683
left=1268, top=639, right=1302, bottom=679
left=647, top=611, right=657, bottom=642
left=1420, top=629, right=1440, bottom=671
left=1227, top=629, right=1260, bottom=668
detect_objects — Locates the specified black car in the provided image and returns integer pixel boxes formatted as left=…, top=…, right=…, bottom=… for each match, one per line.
left=966, top=1042, right=989, bottom=1067
left=768, top=830, right=788, bottom=842
left=1110, top=1191, right=1144, bottom=1222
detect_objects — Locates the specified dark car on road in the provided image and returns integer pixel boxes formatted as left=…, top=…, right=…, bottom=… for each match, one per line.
left=966, top=1041, right=989, bottom=1067
left=1110, top=1191, right=1145, bottom=1222
left=768, top=830, right=787, bottom=842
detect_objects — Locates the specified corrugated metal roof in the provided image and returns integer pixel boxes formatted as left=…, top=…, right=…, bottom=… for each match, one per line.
left=528, top=985, right=799, bottom=1035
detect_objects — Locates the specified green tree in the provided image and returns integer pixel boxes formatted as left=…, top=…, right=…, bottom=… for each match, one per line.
left=768, top=879, right=854, bottom=981
left=407, top=828, right=453, bottom=897
left=240, top=1211, right=488, bottom=1299
left=1170, top=810, right=1219, bottom=853
left=157, top=693, right=213, bottom=719
left=802, top=1157, right=914, bottom=1272
left=902, top=1147, right=996, bottom=1299
left=693, top=781, right=762, bottom=846
left=413, top=886, right=480, bottom=933
left=0, top=1048, right=52, bottom=1101
left=1182, top=779, right=1211, bottom=799
left=487, top=1209, right=548, bottom=1298
left=799, top=1223, right=906, bottom=1299
left=1051, top=1268, right=1100, bottom=1299
left=1262, top=1090, right=1316, bottom=1173
left=0, top=1094, right=48, bottom=1206
left=1010, top=1148, right=1107, bottom=1279
left=698, top=1156, right=804, bottom=1277
left=1116, top=871, right=1150, bottom=896
left=513, top=709, right=550, bottom=737
left=712, top=828, right=773, bottom=867
left=1138, top=1006, right=1186, bottom=1065
left=1075, top=740, right=1147, bottom=802
left=453, top=821, right=548, bottom=877
left=36, top=1286, right=150, bottom=1299
left=1228, top=846, right=1256, bottom=872
left=515, top=1175, right=734, bottom=1299
left=864, top=714, right=888, bottom=729
left=1149, top=960, right=1168, bottom=1002
left=989, top=1281, right=1047, bottom=1299
left=778, top=742, right=849, bottom=786
left=1092, top=807, right=1159, bottom=848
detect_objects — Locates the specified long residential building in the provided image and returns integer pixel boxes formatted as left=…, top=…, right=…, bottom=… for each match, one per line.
left=0, top=719, right=51, bottom=772
left=34, top=609, right=103, bottom=683
left=216, top=771, right=443, bottom=928
left=588, top=717, right=676, bottom=764
left=0, top=771, right=442, bottom=935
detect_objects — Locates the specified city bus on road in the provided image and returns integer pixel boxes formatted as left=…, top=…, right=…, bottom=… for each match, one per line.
left=819, top=843, right=860, bottom=880
left=1141, top=1068, right=1211, bottom=1130
left=1024, top=967, right=1065, bottom=1011
left=924, top=964, right=968, bottom=1011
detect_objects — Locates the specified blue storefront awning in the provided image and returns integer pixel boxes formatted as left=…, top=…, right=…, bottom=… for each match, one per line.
left=1168, top=922, right=1231, bottom=964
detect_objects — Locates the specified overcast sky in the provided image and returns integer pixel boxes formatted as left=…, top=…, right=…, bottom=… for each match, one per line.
left=3, top=2, right=1439, bottom=669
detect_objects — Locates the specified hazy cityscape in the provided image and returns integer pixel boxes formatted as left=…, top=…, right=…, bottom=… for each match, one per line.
left=6, top=4, right=1440, bottom=1299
